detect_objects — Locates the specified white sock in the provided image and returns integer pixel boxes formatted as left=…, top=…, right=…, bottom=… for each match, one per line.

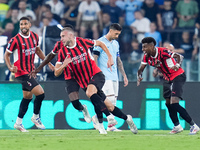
left=32, top=114, right=39, bottom=118
left=16, top=117, right=23, bottom=124
left=99, top=123, right=104, bottom=128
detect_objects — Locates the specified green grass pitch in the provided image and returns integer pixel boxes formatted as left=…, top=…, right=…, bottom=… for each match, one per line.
left=0, top=130, right=200, bottom=150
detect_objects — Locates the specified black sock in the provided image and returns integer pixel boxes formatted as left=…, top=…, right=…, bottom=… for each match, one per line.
left=170, top=103, right=194, bottom=125
left=34, top=93, right=45, bottom=114
left=18, top=98, right=32, bottom=118
left=166, top=103, right=179, bottom=126
left=111, top=107, right=127, bottom=120
left=95, top=107, right=103, bottom=123
left=90, top=94, right=110, bottom=116
left=71, top=99, right=84, bottom=111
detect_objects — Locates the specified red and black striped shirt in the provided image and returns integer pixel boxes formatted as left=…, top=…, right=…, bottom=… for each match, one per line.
left=52, top=41, right=63, bottom=54
left=6, top=31, right=39, bottom=77
left=142, top=47, right=184, bottom=81
left=57, top=37, right=101, bottom=88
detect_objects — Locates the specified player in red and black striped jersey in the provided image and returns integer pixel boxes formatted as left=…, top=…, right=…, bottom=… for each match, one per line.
left=4, top=17, right=53, bottom=132
left=54, top=27, right=138, bottom=134
left=137, top=37, right=199, bottom=135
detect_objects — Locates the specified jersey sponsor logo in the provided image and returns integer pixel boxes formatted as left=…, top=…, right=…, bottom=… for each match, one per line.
left=71, top=52, right=87, bottom=64
left=22, top=47, right=36, bottom=56
left=27, top=81, right=32, bottom=86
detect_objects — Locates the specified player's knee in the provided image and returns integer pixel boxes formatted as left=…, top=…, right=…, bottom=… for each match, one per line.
left=36, top=93, right=45, bottom=101
left=86, top=90, right=95, bottom=98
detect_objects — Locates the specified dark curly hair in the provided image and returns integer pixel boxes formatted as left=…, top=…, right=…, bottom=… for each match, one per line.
left=141, top=37, right=156, bottom=46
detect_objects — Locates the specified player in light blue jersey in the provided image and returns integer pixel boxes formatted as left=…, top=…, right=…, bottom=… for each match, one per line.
left=93, top=23, right=129, bottom=132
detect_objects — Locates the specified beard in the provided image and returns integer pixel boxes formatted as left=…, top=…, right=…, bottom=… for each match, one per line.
left=65, top=40, right=71, bottom=46
left=21, top=28, right=29, bottom=35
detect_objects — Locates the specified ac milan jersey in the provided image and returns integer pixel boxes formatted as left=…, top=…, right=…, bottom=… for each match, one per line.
left=141, top=47, right=184, bottom=81
left=52, top=41, right=63, bottom=54
left=57, top=37, right=101, bottom=88
left=52, top=40, right=73, bottom=80
left=6, top=31, right=39, bottom=77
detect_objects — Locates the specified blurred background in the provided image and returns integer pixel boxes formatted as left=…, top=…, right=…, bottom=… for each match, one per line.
left=0, top=0, right=200, bottom=82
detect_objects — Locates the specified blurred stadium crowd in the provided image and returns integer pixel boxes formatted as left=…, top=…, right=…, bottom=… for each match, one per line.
left=0, top=0, right=200, bottom=81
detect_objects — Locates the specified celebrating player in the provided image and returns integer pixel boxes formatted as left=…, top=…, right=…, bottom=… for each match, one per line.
left=54, top=27, right=138, bottom=134
left=4, top=17, right=53, bottom=132
left=137, top=37, right=199, bottom=135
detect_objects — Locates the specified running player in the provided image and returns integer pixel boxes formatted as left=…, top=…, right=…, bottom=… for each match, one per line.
left=4, top=16, right=54, bottom=132
left=137, top=37, right=199, bottom=135
left=92, top=23, right=128, bottom=131
left=54, top=27, right=138, bottom=134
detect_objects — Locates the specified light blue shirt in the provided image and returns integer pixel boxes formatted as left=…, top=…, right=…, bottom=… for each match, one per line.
left=124, top=0, right=143, bottom=26
left=93, top=36, right=119, bottom=81
left=144, top=31, right=162, bottom=47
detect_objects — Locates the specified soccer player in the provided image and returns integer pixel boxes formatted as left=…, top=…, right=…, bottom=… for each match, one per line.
left=92, top=23, right=128, bottom=132
left=29, top=25, right=93, bottom=124
left=4, top=17, right=54, bottom=132
left=137, top=37, right=200, bottom=135
left=54, top=27, right=138, bottom=134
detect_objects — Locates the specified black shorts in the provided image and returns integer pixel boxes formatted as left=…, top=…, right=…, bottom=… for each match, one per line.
left=16, top=74, right=39, bottom=91
left=163, top=73, right=186, bottom=99
left=65, top=78, right=80, bottom=94
left=87, top=72, right=106, bottom=101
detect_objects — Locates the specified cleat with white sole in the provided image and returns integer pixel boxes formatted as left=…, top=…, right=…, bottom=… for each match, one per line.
left=14, top=123, right=29, bottom=132
left=31, top=117, right=45, bottom=130
left=126, top=115, right=138, bottom=134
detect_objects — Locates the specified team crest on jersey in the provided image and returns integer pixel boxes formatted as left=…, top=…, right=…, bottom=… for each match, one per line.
left=27, top=81, right=32, bottom=86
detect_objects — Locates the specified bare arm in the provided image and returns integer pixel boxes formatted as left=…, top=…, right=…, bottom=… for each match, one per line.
left=4, top=51, right=18, bottom=73
left=137, top=63, right=147, bottom=86
left=95, top=40, right=114, bottom=70
left=117, top=56, right=128, bottom=87
left=54, top=56, right=72, bottom=77
left=35, top=52, right=56, bottom=72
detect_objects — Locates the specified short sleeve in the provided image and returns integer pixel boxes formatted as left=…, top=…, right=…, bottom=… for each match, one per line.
left=141, top=54, right=148, bottom=65
left=6, top=38, right=17, bottom=53
left=52, top=41, right=63, bottom=54
left=83, top=38, right=95, bottom=49
left=57, top=50, right=63, bottom=64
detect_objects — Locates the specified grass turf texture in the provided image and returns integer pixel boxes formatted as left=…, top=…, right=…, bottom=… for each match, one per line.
left=0, top=130, right=200, bottom=150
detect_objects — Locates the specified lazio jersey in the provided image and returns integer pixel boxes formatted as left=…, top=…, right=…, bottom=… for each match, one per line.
left=93, top=36, right=119, bottom=81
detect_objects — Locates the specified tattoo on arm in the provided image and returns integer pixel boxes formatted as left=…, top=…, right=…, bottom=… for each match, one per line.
left=117, top=57, right=126, bottom=77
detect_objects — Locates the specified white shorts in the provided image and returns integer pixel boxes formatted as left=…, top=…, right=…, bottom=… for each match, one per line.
left=102, top=80, right=119, bottom=97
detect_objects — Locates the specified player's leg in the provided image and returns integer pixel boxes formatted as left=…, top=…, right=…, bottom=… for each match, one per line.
left=14, top=75, right=34, bottom=132
left=103, top=98, right=138, bottom=134
left=163, top=80, right=181, bottom=134
left=14, top=90, right=32, bottom=132
left=65, top=79, right=91, bottom=123
left=102, top=80, right=121, bottom=131
left=86, top=72, right=117, bottom=128
left=170, top=73, right=199, bottom=134
left=26, top=76, right=45, bottom=130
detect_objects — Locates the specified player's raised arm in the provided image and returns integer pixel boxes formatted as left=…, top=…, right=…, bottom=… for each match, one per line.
left=137, top=63, right=146, bottom=86
left=95, top=40, right=114, bottom=71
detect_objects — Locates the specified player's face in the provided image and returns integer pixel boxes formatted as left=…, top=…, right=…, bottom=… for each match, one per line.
left=60, top=30, right=72, bottom=46
left=20, top=20, right=31, bottom=35
left=110, top=29, right=121, bottom=40
left=142, top=43, right=154, bottom=55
